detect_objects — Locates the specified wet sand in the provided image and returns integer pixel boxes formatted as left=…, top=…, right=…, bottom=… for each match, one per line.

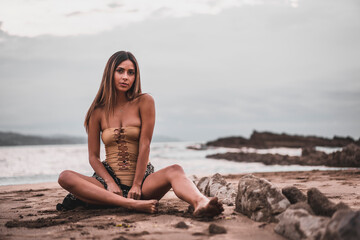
left=0, top=169, right=359, bottom=240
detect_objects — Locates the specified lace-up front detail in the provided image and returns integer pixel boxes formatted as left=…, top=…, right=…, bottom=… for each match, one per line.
left=114, top=128, right=130, bottom=170
left=101, top=126, right=141, bottom=186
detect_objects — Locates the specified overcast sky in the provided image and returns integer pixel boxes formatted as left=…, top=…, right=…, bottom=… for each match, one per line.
left=0, top=0, right=359, bottom=141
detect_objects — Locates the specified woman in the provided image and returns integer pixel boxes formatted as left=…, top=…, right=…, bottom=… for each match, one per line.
left=57, top=51, right=223, bottom=217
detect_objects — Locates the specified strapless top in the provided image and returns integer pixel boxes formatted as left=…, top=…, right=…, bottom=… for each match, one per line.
left=101, top=126, right=141, bottom=186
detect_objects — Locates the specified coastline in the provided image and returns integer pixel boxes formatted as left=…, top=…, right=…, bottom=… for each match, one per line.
left=1, top=169, right=359, bottom=239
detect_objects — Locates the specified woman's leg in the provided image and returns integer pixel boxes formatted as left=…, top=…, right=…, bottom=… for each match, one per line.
left=58, top=170, right=158, bottom=213
left=141, top=164, right=223, bottom=217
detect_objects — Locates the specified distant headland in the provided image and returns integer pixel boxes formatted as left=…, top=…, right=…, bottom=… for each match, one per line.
left=0, top=131, right=181, bottom=146
left=0, top=131, right=87, bottom=146
left=202, top=131, right=360, bottom=168
left=206, top=130, right=360, bottom=149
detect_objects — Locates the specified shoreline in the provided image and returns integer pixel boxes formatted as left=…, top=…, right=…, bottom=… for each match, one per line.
left=1, top=169, right=359, bottom=239
left=1, top=166, right=355, bottom=187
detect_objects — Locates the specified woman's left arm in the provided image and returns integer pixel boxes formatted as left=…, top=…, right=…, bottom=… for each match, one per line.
left=128, top=94, right=155, bottom=200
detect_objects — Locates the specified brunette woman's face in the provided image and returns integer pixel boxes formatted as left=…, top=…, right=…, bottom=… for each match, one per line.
left=113, top=60, right=136, bottom=93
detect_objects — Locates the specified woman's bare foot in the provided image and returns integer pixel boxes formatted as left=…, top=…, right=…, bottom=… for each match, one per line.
left=193, top=197, right=224, bottom=218
left=130, top=199, right=158, bottom=213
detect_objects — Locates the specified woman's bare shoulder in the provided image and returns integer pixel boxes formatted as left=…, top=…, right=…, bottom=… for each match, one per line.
left=138, top=93, right=155, bottom=105
left=91, top=106, right=105, bottom=122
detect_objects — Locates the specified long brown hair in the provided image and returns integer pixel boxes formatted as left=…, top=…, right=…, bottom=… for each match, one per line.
left=84, top=51, right=142, bottom=132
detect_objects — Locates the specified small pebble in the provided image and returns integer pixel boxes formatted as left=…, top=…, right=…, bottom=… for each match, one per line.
left=175, top=221, right=189, bottom=229
left=208, top=223, right=227, bottom=234
left=258, top=223, right=267, bottom=228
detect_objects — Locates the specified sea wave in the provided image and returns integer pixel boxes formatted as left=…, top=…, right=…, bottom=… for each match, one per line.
left=0, top=142, right=343, bottom=186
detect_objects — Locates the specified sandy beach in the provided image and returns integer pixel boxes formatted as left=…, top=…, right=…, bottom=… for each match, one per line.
left=1, top=169, right=359, bottom=240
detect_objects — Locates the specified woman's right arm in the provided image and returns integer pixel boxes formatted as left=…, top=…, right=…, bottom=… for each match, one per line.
left=87, top=108, right=123, bottom=195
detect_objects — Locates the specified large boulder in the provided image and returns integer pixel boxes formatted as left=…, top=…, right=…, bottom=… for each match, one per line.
left=274, top=207, right=329, bottom=240
left=307, top=188, right=349, bottom=217
left=206, top=173, right=237, bottom=206
left=235, top=174, right=290, bottom=222
left=322, top=209, right=360, bottom=240
left=196, top=176, right=210, bottom=194
left=196, top=174, right=237, bottom=206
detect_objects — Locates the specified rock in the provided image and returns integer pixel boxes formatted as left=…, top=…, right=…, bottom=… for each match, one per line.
left=206, top=173, right=227, bottom=195
left=274, top=208, right=329, bottom=240
left=235, top=175, right=290, bottom=222
left=196, top=177, right=210, bottom=195
left=282, top=186, right=307, bottom=204
left=322, top=209, right=360, bottom=240
left=288, top=202, right=315, bottom=215
left=186, top=143, right=207, bottom=150
left=307, top=188, right=350, bottom=217
left=196, top=174, right=237, bottom=206
left=174, top=221, right=189, bottom=229
left=208, top=223, right=226, bottom=234
left=206, top=173, right=237, bottom=206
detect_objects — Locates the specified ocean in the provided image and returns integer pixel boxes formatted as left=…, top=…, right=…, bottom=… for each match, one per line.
left=0, top=142, right=343, bottom=186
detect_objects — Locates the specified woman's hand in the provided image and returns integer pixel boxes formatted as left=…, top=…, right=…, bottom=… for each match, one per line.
left=128, top=184, right=142, bottom=200
left=107, top=181, right=123, bottom=196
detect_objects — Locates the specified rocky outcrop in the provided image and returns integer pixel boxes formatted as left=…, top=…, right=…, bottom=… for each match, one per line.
left=231, top=174, right=358, bottom=239
left=274, top=207, right=329, bottom=240
left=196, top=174, right=237, bottom=206
left=206, top=143, right=360, bottom=168
left=282, top=186, right=307, bottom=204
left=322, top=209, right=360, bottom=240
left=235, top=175, right=290, bottom=222
left=327, top=143, right=360, bottom=167
left=207, top=152, right=329, bottom=166
left=206, top=130, right=358, bottom=149
left=307, top=188, right=350, bottom=217
left=231, top=175, right=358, bottom=239
left=274, top=187, right=353, bottom=240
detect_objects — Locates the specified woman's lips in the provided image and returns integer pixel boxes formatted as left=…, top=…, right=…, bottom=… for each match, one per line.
left=120, top=83, right=128, bottom=87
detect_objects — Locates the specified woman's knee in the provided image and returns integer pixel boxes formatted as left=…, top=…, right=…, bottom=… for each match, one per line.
left=166, top=164, right=185, bottom=176
left=58, top=170, right=76, bottom=188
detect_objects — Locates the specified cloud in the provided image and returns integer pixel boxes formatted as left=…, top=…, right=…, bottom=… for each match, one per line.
left=65, top=11, right=83, bottom=17
left=0, top=0, right=296, bottom=37
left=108, top=2, right=123, bottom=9
left=0, top=0, right=359, bottom=141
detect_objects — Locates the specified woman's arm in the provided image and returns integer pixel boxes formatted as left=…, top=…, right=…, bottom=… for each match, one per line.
left=88, top=108, right=123, bottom=195
left=128, top=94, right=155, bottom=199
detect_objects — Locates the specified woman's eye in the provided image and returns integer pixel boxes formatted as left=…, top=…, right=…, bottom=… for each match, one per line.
left=128, top=70, right=135, bottom=75
left=117, top=69, right=124, bottom=73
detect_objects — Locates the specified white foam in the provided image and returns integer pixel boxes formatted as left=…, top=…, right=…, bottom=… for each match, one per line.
left=0, top=142, right=346, bottom=186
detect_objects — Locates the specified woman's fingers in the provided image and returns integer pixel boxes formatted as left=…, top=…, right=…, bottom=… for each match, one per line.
left=128, top=191, right=141, bottom=200
left=134, top=192, right=141, bottom=200
left=127, top=192, right=133, bottom=199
